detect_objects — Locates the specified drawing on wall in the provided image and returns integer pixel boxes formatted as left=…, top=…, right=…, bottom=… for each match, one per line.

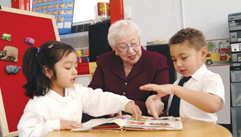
left=204, top=38, right=231, bottom=65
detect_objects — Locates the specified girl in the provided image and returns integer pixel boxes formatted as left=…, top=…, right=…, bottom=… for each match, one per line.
left=17, top=41, right=141, bottom=137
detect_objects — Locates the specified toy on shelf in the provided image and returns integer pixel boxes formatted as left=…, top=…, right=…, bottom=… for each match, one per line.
left=5, top=65, right=21, bottom=75
left=0, top=46, right=19, bottom=62
left=25, top=37, right=35, bottom=45
left=2, top=33, right=11, bottom=42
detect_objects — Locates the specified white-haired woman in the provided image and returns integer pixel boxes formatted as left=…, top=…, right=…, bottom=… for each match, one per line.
left=87, top=20, right=169, bottom=119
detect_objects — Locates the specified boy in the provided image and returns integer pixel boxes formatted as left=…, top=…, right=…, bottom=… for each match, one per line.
left=140, top=28, right=225, bottom=123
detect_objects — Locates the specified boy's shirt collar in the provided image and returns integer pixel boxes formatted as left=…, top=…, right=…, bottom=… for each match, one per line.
left=191, top=63, right=207, bottom=80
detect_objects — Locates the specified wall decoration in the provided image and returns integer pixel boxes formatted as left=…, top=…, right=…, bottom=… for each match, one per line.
left=2, top=33, right=11, bottom=42
left=32, top=0, right=75, bottom=35
left=25, top=37, right=35, bottom=45
left=204, top=38, right=231, bottom=65
left=0, top=46, right=19, bottom=62
left=5, top=65, right=21, bottom=75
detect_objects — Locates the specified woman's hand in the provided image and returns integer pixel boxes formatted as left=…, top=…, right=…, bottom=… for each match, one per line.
left=125, top=101, right=142, bottom=120
left=145, top=95, right=164, bottom=119
left=60, top=120, right=82, bottom=130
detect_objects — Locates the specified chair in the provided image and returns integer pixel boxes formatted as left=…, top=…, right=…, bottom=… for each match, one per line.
left=146, top=44, right=176, bottom=84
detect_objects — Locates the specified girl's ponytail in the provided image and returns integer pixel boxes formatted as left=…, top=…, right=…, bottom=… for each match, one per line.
left=22, top=47, right=50, bottom=98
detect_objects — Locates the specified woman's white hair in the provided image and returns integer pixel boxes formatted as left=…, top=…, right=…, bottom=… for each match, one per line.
left=107, top=20, right=141, bottom=48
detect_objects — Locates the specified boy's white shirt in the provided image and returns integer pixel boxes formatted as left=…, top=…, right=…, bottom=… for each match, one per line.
left=167, top=64, right=225, bottom=123
left=17, top=84, right=131, bottom=137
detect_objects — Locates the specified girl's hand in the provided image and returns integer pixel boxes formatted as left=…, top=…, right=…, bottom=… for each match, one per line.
left=125, top=101, right=142, bottom=120
left=60, top=120, right=82, bottom=130
left=109, top=111, right=122, bottom=117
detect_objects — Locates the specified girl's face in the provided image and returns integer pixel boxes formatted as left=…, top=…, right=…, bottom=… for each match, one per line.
left=170, top=41, right=207, bottom=77
left=115, top=33, right=142, bottom=66
left=50, top=52, right=78, bottom=94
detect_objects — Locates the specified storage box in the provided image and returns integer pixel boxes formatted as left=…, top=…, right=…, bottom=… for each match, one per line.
left=230, top=31, right=241, bottom=42
left=231, top=43, right=241, bottom=52
left=231, top=83, right=241, bottom=106
left=229, top=12, right=241, bottom=21
left=60, top=31, right=89, bottom=49
left=231, top=70, right=241, bottom=82
left=231, top=53, right=241, bottom=62
left=60, top=32, right=89, bottom=63
left=231, top=107, right=241, bottom=137
left=229, top=21, right=241, bottom=31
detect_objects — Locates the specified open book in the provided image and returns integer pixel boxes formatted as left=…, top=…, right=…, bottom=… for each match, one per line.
left=71, top=115, right=183, bottom=132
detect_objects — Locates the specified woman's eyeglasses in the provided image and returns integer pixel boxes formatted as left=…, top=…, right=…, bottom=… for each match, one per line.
left=118, top=41, right=140, bottom=52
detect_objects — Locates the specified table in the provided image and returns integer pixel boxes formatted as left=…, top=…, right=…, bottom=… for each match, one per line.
left=43, top=118, right=232, bottom=137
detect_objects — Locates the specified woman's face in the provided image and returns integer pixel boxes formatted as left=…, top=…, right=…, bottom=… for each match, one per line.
left=115, top=33, right=142, bottom=66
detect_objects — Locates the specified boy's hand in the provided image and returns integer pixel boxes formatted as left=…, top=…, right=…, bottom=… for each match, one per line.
left=125, top=101, right=142, bottom=120
left=60, top=120, right=82, bottom=130
left=140, top=84, right=173, bottom=100
left=145, top=95, right=164, bottom=119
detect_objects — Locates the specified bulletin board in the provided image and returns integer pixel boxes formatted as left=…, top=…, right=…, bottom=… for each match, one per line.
left=32, top=0, right=75, bottom=35
left=0, top=6, right=60, bottom=136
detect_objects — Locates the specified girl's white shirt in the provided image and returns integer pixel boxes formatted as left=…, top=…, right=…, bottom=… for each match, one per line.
left=17, top=84, right=131, bottom=137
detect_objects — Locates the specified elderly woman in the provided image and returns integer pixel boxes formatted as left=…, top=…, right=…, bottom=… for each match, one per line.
left=88, top=20, right=169, bottom=118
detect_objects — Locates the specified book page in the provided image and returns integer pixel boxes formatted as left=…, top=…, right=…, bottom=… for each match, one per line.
left=71, top=115, right=131, bottom=131
left=125, top=116, right=183, bottom=130
left=72, top=115, right=183, bottom=131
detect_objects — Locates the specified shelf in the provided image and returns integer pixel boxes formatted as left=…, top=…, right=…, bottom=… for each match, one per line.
left=231, top=62, right=241, bottom=64
left=229, top=28, right=241, bottom=32
left=77, top=55, right=89, bottom=58
left=230, top=63, right=241, bottom=68
left=231, top=51, right=241, bottom=54
left=230, top=42, right=241, bottom=44
left=229, top=12, right=241, bottom=137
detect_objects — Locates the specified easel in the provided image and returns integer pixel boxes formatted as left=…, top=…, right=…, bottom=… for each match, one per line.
left=0, top=6, right=59, bottom=137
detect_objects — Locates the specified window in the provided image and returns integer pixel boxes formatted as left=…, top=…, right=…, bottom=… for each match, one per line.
left=73, top=0, right=109, bottom=23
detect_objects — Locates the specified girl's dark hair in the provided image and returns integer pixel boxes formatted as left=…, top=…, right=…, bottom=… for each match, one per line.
left=22, top=40, right=75, bottom=98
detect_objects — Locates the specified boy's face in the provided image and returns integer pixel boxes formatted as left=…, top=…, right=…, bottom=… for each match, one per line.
left=170, top=41, right=207, bottom=77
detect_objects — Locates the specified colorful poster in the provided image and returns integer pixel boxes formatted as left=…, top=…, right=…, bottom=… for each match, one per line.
left=32, top=0, right=74, bottom=35
left=204, top=38, right=231, bottom=65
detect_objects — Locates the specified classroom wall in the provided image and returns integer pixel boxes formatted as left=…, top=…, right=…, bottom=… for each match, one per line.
left=2, top=0, right=241, bottom=43
left=124, top=0, right=241, bottom=45
left=0, top=0, right=11, bottom=7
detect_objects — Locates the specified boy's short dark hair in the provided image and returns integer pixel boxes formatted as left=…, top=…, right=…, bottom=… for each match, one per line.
left=169, top=28, right=207, bottom=51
